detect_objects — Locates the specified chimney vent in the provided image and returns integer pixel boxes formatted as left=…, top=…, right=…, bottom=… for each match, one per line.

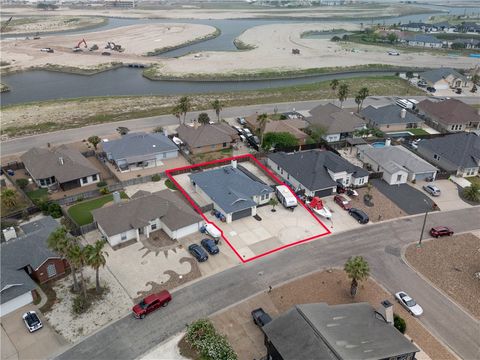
left=2, top=227, right=17, bottom=242
left=380, top=300, right=394, bottom=325
left=59, top=157, right=64, bottom=165
left=385, top=138, right=391, bottom=147
left=400, top=108, right=407, bottom=119
left=231, top=160, right=237, bottom=168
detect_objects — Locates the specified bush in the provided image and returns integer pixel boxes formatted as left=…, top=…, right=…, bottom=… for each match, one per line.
left=47, top=203, right=62, bottom=218
left=99, top=187, right=109, bottom=195
left=394, top=314, right=406, bottom=334
left=151, top=174, right=161, bottom=182
left=186, top=319, right=237, bottom=360
left=96, top=181, right=107, bottom=188
left=76, top=196, right=84, bottom=203
left=165, top=179, right=177, bottom=190
left=16, top=178, right=29, bottom=189
left=72, top=294, right=91, bottom=315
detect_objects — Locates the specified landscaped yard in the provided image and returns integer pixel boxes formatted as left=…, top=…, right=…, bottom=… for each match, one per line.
left=407, top=128, right=430, bottom=136
left=26, top=188, right=48, bottom=201
left=67, top=192, right=128, bottom=225
left=466, top=176, right=480, bottom=187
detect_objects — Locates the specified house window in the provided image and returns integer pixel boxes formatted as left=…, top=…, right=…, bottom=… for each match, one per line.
left=81, top=177, right=88, bottom=184
left=40, top=179, right=46, bottom=186
left=151, top=223, right=157, bottom=231
left=222, top=142, right=227, bottom=147
left=433, top=154, right=440, bottom=161
left=46, top=263, right=57, bottom=278
left=277, top=165, right=280, bottom=170
left=121, top=233, right=127, bottom=240
left=466, top=168, right=475, bottom=176
left=345, top=178, right=349, bottom=185
left=287, top=174, right=290, bottom=180
left=396, top=174, right=402, bottom=182
left=92, top=174, right=98, bottom=181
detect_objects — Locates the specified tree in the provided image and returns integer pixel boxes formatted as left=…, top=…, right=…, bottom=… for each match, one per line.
left=85, top=240, right=109, bottom=294
left=1, top=189, right=17, bottom=209
left=344, top=255, right=370, bottom=298
left=463, top=183, right=480, bottom=202
left=331, top=36, right=341, bottom=42
left=387, top=32, right=398, bottom=44
left=330, top=79, right=339, bottom=91
left=211, top=99, right=224, bottom=122
left=451, top=42, right=466, bottom=50
left=197, top=112, right=211, bottom=125
left=177, top=96, right=191, bottom=124
left=256, top=113, right=269, bottom=146
left=394, top=314, right=407, bottom=334
left=307, top=125, right=326, bottom=144
left=355, top=87, right=369, bottom=112
left=68, top=242, right=88, bottom=299
left=471, top=84, right=478, bottom=93
left=15, top=178, right=29, bottom=190
left=472, top=74, right=479, bottom=85
left=48, top=227, right=80, bottom=293
left=87, top=136, right=101, bottom=150
left=153, top=126, right=164, bottom=133
left=337, top=83, right=349, bottom=108
left=268, top=197, right=279, bottom=212
left=262, top=132, right=298, bottom=151
left=405, top=71, right=414, bottom=79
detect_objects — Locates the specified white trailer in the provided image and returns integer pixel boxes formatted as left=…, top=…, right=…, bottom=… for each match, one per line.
left=275, top=185, right=298, bottom=208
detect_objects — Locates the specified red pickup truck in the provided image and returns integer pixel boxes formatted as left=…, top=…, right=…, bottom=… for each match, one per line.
left=132, top=290, right=172, bottom=319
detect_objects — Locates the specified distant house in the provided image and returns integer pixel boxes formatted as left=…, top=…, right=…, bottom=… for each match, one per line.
left=93, top=190, right=203, bottom=248
left=177, top=123, right=238, bottom=154
left=417, top=132, right=480, bottom=177
left=356, top=144, right=438, bottom=184
left=450, top=38, right=480, bottom=49
left=305, top=103, right=366, bottom=143
left=1, top=217, right=67, bottom=316
left=262, top=302, right=419, bottom=360
left=102, top=132, right=178, bottom=172
left=417, top=99, right=480, bottom=133
left=189, top=162, right=273, bottom=223
left=401, top=22, right=429, bottom=32
left=419, top=68, right=468, bottom=90
left=21, top=145, right=100, bottom=190
left=403, top=34, right=443, bottom=48
left=267, top=150, right=369, bottom=198
left=359, top=104, right=424, bottom=132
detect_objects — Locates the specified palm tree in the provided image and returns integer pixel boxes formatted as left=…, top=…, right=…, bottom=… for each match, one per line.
left=68, top=242, right=88, bottom=299
left=1, top=189, right=17, bottom=209
left=85, top=240, right=109, bottom=294
left=211, top=99, right=224, bottom=122
left=257, top=113, right=269, bottom=146
left=48, top=227, right=80, bottom=292
left=172, top=105, right=182, bottom=125
left=356, top=87, right=369, bottom=112
left=355, top=96, right=362, bottom=113
left=268, top=197, right=279, bottom=212
left=344, top=256, right=370, bottom=298
left=330, top=79, right=339, bottom=91
left=177, top=96, right=191, bottom=124
left=197, top=112, right=211, bottom=125
left=463, top=183, right=480, bottom=202
left=337, top=83, right=349, bottom=108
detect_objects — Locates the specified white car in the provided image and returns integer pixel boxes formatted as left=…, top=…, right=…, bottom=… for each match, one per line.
left=22, top=311, right=43, bottom=332
left=388, top=50, right=400, bottom=56
left=423, top=184, right=441, bottom=197
left=395, top=291, right=423, bottom=316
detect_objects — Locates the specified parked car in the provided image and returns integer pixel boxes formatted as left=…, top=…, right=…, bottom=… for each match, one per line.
left=429, top=226, right=454, bottom=238
left=201, top=238, right=219, bottom=255
left=251, top=308, right=272, bottom=327
left=247, top=135, right=260, bottom=150
left=188, top=243, right=209, bottom=262
left=336, top=181, right=347, bottom=194
left=423, top=184, right=441, bottom=197
left=388, top=50, right=400, bottom=56
left=233, top=125, right=243, bottom=135
left=236, top=117, right=246, bottom=125
left=40, top=47, right=54, bottom=53
left=334, top=195, right=351, bottom=210
left=348, top=208, right=369, bottom=224
left=242, top=128, right=253, bottom=138
left=22, top=311, right=43, bottom=332
left=395, top=291, right=423, bottom=316
left=426, top=86, right=436, bottom=93
left=132, top=290, right=172, bottom=319
left=417, top=81, right=427, bottom=88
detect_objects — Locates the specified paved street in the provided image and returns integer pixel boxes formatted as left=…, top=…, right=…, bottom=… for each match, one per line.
left=2, top=96, right=479, bottom=156
left=55, top=207, right=480, bottom=360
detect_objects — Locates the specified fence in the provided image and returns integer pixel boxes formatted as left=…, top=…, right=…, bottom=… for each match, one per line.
left=368, top=171, right=384, bottom=180
left=1, top=161, right=25, bottom=171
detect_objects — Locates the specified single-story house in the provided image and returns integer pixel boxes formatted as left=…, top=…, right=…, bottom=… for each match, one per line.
left=189, top=162, right=274, bottom=223
left=102, top=132, right=178, bottom=172
left=419, top=68, right=469, bottom=90
left=177, top=123, right=239, bottom=154
left=306, top=103, right=366, bottom=143
left=359, top=104, right=424, bottom=132
left=93, top=190, right=204, bottom=248
left=267, top=150, right=369, bottom=198
left=244, top=115, right=309, bottom=144
left=21, top=145, right=101, bottom=190
left=416, top=132, right=480, bottom=177
left=1, top=217, right=67, bottom=317
left=400, top=22, right=429, bottom=32
left=356, top=144, right=438, bottom=184
left=262, top=302, right=419, bottom=360
left=402, top=34, right=443, bottom=48
left=450, top=38, right=480, bottom=49
left=417, top=99, right=480, bottom=133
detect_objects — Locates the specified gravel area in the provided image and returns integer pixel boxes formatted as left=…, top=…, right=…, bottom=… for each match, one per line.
left=350, top=186, right=407, bottom=222
left=405, top=233, right=480, bottom=320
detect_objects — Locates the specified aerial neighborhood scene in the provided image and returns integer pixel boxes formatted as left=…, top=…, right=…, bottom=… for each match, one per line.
left=2, top=0, right=480, bottom=359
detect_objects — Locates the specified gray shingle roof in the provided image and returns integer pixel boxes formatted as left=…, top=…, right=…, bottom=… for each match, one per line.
left=93, top=190, right=202, bottom=236
left=21, top=145, right=99, bottom=184
left=1, top=217, right=60, bottom=304
left=417, top=132, right=480, bottom=169
left=306, top=103, right=366, bottom=135
left=360, top=104, right=423, bottom=125
left=420, top=68, right=467, bottom=84
left=102, top=132, right=178, bottom=163
left=405, top=34, right=442, bottom=43
left=263, top=303, right=419, bottom=360
left=268, top=150, right=368, bottom=191
left=189, top=165, right=273, bottom=214
left=177, top=123, right=238, bottom=149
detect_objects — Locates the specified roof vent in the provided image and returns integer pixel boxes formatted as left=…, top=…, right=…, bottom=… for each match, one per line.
left=400, top=108, right=407, bottom=119
left=58, top=157, right=64, bottom=165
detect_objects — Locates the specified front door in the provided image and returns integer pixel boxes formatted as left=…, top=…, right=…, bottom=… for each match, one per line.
left=139, top=227, right=144, bottom=235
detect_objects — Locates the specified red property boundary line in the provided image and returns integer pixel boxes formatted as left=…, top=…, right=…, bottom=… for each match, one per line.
left=165, top=154, right=331, bottom=263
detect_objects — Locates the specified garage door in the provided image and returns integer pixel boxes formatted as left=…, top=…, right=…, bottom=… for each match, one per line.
left=231, top=208, right=252, bottom=221
left=415, top=172, right=435, bottom=181
left=314, top=188, right=333, bottom=198
left=174, top=222, right=202, bottom=239
left=0, top=291, right=33, bottom=317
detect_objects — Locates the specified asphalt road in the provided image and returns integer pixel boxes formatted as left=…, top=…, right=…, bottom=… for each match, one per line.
left=2, top=96, right=479, bottom=156
left=56, top=207, right=480, bottom=360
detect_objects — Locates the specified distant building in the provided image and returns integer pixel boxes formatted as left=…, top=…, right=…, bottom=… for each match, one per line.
left=402, top=34, right=443, bottom=48
left=419, top=68, right=468, bottom=90
left=359, top=104, right=424, bottom=132
left=104, top=0, right=135, bottom=8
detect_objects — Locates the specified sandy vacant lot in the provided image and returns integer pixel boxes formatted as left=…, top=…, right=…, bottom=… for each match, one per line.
left=1, top=16, right=105, bottom=34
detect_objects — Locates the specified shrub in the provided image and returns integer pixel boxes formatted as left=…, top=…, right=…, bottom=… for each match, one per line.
left=165, top=179, right=177, bottom=190
left=72, top=294, right=91, bottom=315
left=96, top=181, right=107, bottom=188
left=99, top=187, right=110, bottom=195
left=16, top=178, right=29, bottom=189
left=47, top=203, right=62, bottom=218
left=186, top=319, right=237, bottom=360
left=76, top=196, right=84, bottom=203
left=394, top=314, right=406, bottom=334
left=463, top=183, right=480, bottom=202
left=151, top=174, right=161, bottom=182
left=153, top=126, right=164, bottom=133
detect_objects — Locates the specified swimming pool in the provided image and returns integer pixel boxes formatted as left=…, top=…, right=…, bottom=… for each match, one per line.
left=386, top=131, right=414, bottom=138
left=371, top=142, right=386, bottom=148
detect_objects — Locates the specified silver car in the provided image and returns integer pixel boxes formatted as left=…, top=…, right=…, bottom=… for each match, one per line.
left=395, top=291, right=423, bottom=316
left=423, top=184, right=441, bottom=196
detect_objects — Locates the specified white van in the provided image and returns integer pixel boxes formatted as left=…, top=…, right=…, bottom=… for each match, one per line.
left=275, top=185, right=298, bottom=208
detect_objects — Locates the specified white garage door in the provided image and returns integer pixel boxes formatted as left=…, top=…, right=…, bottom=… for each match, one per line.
left=434, top=83, right=449, bottom=90
left=174, top=222, right=202, bottom=239
left=0, top=291, right=33, bottom=317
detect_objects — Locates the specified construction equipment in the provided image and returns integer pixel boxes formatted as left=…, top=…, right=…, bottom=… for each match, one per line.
left=1, top=16, right=13, bottom=32
left=291, top=48, right=300, bottom=55
left=105, top=41, right=124, bottom=52
left=73, top=38, right=87, bottom=52
left=89, top=44, right=99, bottom=51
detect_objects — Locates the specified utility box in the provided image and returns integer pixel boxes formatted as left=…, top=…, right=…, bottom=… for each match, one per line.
left=3, top=227, right=17, bottom=242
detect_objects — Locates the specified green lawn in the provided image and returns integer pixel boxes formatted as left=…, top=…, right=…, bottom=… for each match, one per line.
left=26, top=188, right=48, bottom=201
left=466, top=176, right=480, bottom=187
left=407, top=128, right=430, bottom=136
left=67, top=192, right=128, bottom=225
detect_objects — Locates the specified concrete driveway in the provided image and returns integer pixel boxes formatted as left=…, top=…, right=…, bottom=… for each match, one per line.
left=410, top=179, right=472, bottom=212
left=0, top=305, right=67, bottom=360
left=371, top=179, right=435, bottom=215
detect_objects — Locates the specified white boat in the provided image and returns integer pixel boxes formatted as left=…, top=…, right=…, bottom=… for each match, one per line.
left=307, top=197, right=332, bottom=220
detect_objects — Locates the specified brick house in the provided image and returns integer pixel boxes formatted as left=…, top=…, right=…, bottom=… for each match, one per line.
left=177, top=123, right=239, bottom=154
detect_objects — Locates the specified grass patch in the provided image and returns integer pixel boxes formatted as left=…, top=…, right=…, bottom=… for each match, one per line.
left=466, top=176, right=480, bottom=187
left=26, top=188, right=49, bottom=201
left=67, top=192, right=128, bottom=225
left=406, top=128, right=430, bottom=136
left=39, top=281, right=57, bottom=314
left=165, top=178, right=177, bottom=190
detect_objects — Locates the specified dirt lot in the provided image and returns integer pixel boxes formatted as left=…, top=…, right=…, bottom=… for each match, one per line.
left=1, top=16, right=105, bottom=34
left=405, top=232, right=480, bottom=319
left=211, top=269, right=455, bottom=360
left=350, top=185, right=407, bottom=222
